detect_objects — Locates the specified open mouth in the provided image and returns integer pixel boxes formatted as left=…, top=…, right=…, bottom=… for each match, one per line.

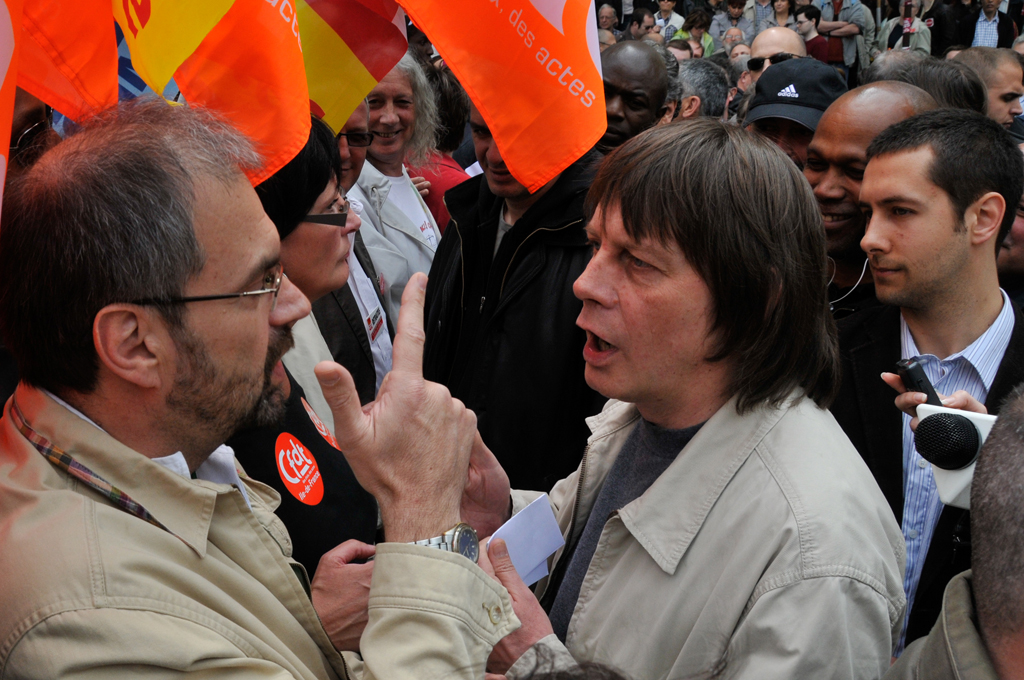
left=374, top=130, right=402, bottom=140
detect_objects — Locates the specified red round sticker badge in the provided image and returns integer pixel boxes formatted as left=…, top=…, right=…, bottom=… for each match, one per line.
left=275, top=433, right=324, bottom=505
left=301, top=397, right=339, bottom=449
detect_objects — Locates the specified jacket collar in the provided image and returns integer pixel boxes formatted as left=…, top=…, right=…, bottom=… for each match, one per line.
left=588, top=394, right=791, bottom=575
left=11, top=383, right=232, bottom=557
left=356, top=160, right=393, bottom=205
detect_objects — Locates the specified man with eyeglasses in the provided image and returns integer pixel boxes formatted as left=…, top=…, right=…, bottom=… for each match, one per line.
left=747, top=25, right=807, bottom=82
left=0, top=99, right=517, bottom=679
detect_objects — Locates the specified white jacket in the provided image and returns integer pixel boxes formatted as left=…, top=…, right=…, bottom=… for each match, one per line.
left=352, top=162, right=439, bottom=321
left=510, top=393, right=906, bottom=680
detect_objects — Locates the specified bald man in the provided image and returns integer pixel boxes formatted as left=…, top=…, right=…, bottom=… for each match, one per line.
left=803, top=82, right=938, bottom=316
left=748, top=26, right=807, bottom=83
left=598, top=41, right=669, bottom=153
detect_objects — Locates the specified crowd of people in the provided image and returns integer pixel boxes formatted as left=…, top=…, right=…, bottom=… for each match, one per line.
left=2, top=0, right=1024, bottom=678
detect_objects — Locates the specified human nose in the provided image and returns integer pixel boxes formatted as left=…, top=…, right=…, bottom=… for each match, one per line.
left=338, top=137, right=351, bottom=162
left=342, top=208, right=361, bottom=236
left=606, top=95, right=625, bottom=121
left=379, top=101, right=399, bottom=126
left=271, top=274, right=311, bottom=327
left=811, top=166, right=845, bottom=202
left=860, top=211, right=887, bottom=256
left=1012, top=98, right=1023, bottom=118
left=573, top=250, right=615, bottom=306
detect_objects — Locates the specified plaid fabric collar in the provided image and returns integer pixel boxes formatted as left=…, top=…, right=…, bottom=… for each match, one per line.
left=11, top=397, right=173, bottom=536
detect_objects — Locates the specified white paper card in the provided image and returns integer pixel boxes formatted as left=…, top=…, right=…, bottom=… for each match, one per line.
left=487, top=494, right=565, bottom=586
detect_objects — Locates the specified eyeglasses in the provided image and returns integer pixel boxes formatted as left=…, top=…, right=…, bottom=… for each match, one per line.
left=131, top=264, right=284, bottom=312
left=10, top=105, right=53, bottom=166
left=336, top=131, right=374, bottom=147
left=303, top=195, right=350, bottom=226
left=747, top=52, right=798, bottom=71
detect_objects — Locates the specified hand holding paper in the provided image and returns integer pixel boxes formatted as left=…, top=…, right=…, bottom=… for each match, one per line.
left=486, top=494, right=564, bottom=586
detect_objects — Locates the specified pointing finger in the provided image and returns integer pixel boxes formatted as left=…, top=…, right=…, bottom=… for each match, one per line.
left=315, top=361, right=368, bottom=452
left=390, top=272, right=428, bottom=377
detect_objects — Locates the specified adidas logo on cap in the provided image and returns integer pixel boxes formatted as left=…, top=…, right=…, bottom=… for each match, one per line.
left=778, top=84, right=799, bottom=98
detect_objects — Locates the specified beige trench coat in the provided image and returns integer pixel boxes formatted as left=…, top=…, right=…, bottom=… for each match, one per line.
left=509, top=393, right=906, bottom=680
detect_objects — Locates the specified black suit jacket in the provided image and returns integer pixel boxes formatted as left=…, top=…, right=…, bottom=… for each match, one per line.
left=830, top=301, right=1024, bottom=643
left=956, top=8, right=1017, bottom=47
left=312, top=231, right=394, bottom=406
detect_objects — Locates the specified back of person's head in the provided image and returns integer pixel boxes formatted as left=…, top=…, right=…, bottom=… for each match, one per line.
left=425, top=65, right=470, bottom=154
left=390, top=53, right=440, bottom=166
left=683, top=9, right=712, bottom=31
left=955, top=46, right=1020, bottom=83
left=707, top=51, right=731, bottom=72
left=0, top=98, right=261, bottom=395
left=650, top=42, right=683, bottom=103
left=256, top=115, right=340, bottom=241
left=585, top=119, right=839, bottom=411
left=678, top=59, right=730, bottom=117
left=729, top=54, right=751, bottom=87
left=860, top=49, right=928, bottom=84
left=795, top=4, right=821, bottom=26
left=632, top=7, right=655, bottom=26
left=667, top=38, right=694, bottom=59
left=897, top=58, right=988, bottom=114
left=971, top=385, right=1024, bottom=672
left=866, top=108, right=1024, bottom=253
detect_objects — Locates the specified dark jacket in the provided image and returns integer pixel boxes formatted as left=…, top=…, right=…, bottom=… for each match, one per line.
left=423, top=152, right=607, bottom=492
left=312, top=231, right=394, bottom=406
left=884, top=571, right=998, bottom=680
left=830, top=302, right=1024, bottom=644
left=956, top=8, right=1017, bottom=47
left=921, top=1, right=957, bottom=56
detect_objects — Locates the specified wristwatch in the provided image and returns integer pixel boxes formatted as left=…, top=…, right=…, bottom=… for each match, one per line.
left=410, top=522, right=480, bottom=563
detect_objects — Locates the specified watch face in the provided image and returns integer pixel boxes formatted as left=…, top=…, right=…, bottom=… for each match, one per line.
left=453, top=524, right=480, bottom=563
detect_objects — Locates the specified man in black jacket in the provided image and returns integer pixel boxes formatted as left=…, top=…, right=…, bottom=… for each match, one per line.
left=830, top=109, right=1024, bottom=652
left=423, top=103, right=606, bottom=491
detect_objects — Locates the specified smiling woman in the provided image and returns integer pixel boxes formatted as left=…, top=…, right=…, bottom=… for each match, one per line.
left=351, top=53, right=443, bottom=322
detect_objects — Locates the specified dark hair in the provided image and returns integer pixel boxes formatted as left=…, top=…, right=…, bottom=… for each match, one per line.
left=954, top=46, right=1022, bottom=85
left=773, top=0, right=797, bottom=15
left=426, top=66, right=470, bottom=154
left=866, top=108, right=1024, bottom=253
left=678, top=59, right=731, bottom=117
left=942, top=44, right=969, bottom=58
left=971, top=384, right=1024, bottom=647
left=585, top=120, right=840, bottom=412
left=632, top=7, right=655, bottom=26
left=897, top=58, right=988, bottom=114
left=0, top=98, right=261, bottom=394
left=667, top=38, right=694, bottom=55
left=795, top=4, right=821, bottom=27
left=256, top=115, right=341, bottom=241
left=683, top=9, right=712, bottom=31
left=860, top=49, right=927, bottom=84
left=728, top=0, right=746, bottom=8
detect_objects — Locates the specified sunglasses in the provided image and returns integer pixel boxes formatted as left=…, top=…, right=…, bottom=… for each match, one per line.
left=747, top=52, right=798, bottom=72
left=303, top=195, right=350, bottom=226
left=336, top=131, right=374, bottom=147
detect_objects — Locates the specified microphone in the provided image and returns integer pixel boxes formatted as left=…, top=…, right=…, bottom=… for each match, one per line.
left=914, top=404, right=998, bottom=510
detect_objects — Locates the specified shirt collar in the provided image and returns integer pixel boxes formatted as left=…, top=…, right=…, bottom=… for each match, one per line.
left=978, top=11, right=998, bottom=22
left=900, top=289, right=1014, bottom=392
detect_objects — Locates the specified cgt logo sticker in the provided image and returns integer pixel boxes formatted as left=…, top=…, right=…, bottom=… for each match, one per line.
left=275, top=433, right=324, bottom=505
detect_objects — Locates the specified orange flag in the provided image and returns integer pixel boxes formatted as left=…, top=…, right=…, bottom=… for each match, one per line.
left=0, top=0, right=22, bottom=207
left=174, top=0, right=311, bottom=185
left=18, top=0, right=117, bottom=122
left=398, top=0, right=605, bottom=192
left=298, top=0, right=407, bottom=132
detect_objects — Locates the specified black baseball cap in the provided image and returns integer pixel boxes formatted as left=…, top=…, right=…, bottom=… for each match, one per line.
left=745, top=58, right=848, bottom=132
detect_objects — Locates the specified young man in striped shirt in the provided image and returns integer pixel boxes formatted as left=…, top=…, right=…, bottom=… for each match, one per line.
left=830, top=108, right=1024, bottom=655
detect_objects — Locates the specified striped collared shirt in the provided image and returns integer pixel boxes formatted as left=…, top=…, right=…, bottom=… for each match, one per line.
left=972, top=11, right=1000, bottom=46
left=896, top=289, right=1014, bottom=654
left=754, top=0, right=773, bottom=27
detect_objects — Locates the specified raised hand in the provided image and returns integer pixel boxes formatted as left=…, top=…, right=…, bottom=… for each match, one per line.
left=316, top=272, right=477, bottom=542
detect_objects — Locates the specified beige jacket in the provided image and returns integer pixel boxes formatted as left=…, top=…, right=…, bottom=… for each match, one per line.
left=0, top=385, right=518, bottom=679
left=509, top=394, right=906, bottom=680
left=884, top=571, right=998, bottom=680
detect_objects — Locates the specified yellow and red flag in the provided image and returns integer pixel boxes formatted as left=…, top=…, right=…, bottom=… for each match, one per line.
left=112, top=0, right=234, bottom=96
left=18, top=0, right=117, bottom=122
left=173, top=0, right=311, bottom=185
left=298, top=0, right=407, bottom=132
left=398, top=0, right=605, bottom=192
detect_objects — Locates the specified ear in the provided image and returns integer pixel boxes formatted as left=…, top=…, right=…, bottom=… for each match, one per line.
left=93, top=304, right=173, bottom=391
left=679, top=95, right=702, bottom=119
left=658, top=99, right=679, bottom=125
left=967, top=190, right=1006, bottom=247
